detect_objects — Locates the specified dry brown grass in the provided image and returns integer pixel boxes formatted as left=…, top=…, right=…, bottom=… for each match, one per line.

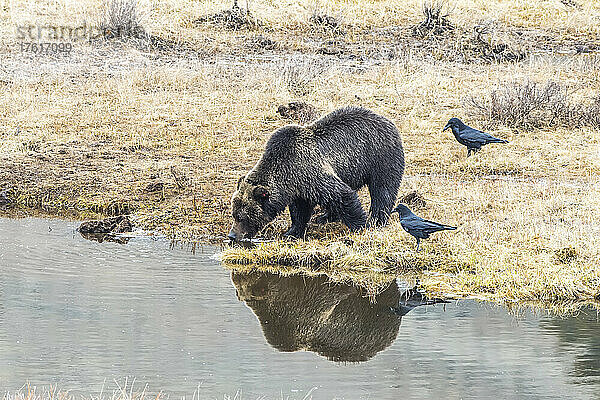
left=1, top=0, right=600, bottom=308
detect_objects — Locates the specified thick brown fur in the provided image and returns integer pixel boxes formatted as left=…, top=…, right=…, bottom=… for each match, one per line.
left=229, top=106, right=404, bottom=239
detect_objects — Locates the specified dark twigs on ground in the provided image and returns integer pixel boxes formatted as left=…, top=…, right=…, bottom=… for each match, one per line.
left=309, top=12, right=342, bottom=31
left=194, top=0, right=260, bottom=30
left=467, top=24, right=525, bottom=63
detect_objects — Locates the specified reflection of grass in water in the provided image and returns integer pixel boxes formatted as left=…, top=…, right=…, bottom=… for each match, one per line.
left=222, top=224, right=600, bottom=313
left=223, top=253, right=401, bottom=299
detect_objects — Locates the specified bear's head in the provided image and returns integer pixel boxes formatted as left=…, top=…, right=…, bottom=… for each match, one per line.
left=228, top=176, right=275, bottom=241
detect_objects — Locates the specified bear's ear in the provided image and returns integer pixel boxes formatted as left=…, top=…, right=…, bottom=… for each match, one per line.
left=252, top=186, right=269, bottom=202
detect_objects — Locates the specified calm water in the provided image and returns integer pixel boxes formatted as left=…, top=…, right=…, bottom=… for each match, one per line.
left=0, top=218, right=599, bottom=399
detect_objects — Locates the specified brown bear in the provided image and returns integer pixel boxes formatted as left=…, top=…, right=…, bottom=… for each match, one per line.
left=229, top=106, right=404, bottom=240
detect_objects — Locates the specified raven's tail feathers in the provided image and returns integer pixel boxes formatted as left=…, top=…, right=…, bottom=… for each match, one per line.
left=439, top=225, right=457, bottom=231
left=423, top=220, right=457, bottom=232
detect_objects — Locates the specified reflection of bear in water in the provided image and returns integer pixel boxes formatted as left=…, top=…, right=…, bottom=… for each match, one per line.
left=232, top=271, right=405, bottom=362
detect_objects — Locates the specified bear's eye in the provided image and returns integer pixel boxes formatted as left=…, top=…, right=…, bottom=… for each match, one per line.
left=252, top=186, right=269, bottom=201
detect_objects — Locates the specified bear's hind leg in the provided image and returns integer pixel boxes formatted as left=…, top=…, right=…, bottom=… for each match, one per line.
left=367, top=183, right=398, bottom=228
left=284, top=198, right=313, bottom=239
left=324, top=185, right=367, bottom=232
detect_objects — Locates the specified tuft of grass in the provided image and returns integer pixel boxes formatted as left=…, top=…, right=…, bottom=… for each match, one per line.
left=98, top=0, right=147, bottom=40
left=584, top=95, right=600, bottom=128
left=279, top=57, right=331, bottom=97
left=412, top=0, right=454, bottom=38
left=554, top=246, right=579, bottom=264
left=398, top=191, right=427, bottom=209
left=308, top=0, right=344, bottom=33
left=222, top=233, right=466, bottom=273
left=309, top=13, right=342, bottom=32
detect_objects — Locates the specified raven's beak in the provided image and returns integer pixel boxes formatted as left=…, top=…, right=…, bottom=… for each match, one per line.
left=442, top=123, right=451, bottom=132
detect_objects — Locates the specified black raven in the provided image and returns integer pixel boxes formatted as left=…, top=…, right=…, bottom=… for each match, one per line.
left=391, top=204, right=456, bottom=251
left=443, top=118, right=508, bottom=157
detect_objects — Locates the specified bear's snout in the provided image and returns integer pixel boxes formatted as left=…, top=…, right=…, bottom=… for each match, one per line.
left=228, top=221, right=251, bottom=241
left=228, top=222, right=242, bottom=241
left=228, top=228, right=238, bottom=241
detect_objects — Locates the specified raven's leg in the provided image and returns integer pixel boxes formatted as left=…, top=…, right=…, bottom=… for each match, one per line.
left=284, top=198, right=313, bottom=239
left=416, top=237, right=421, bottom=252
left=467, top=148, right=473, bottom=157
